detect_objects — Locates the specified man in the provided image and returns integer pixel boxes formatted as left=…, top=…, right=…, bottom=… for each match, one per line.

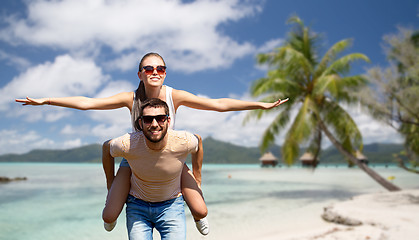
left=102, top=98, right=204, bottom=240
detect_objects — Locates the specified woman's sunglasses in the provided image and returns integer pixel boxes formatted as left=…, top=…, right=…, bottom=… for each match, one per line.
left=141, top=115, right=168, bottom=125
left=141, top=65, right=167, bottom=75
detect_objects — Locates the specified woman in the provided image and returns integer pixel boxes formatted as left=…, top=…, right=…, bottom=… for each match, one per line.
left=16, top=52, right=288, bottom=235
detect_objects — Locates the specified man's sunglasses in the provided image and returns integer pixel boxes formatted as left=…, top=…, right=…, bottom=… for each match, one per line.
left=141, top=115, right=168, bottom=125
left=141, top=65, right=167, bottom=75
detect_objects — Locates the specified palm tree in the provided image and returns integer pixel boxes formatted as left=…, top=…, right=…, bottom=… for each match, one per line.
left=246, top=15, right=400, bottom=191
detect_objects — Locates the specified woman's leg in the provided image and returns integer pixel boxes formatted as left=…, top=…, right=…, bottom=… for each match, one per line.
left=102, top=165, right=131, bottom=224
left=181, top=164, right=207, bottom=221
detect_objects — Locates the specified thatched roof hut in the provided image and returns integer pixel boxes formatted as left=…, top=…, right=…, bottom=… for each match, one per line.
left=355, top=150, right=369, bottom=164
left=259, top=152, right=278, bottom=167
left=299, top=152, right=319, bottom=167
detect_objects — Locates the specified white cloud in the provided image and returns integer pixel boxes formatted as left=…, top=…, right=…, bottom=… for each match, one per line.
left=61, top=124, right=92, bottom=136
left=257, top=38, right=283, bottom=54
left=104, top=52, right=139, bottom=72
left=0, top=0, right=263, bottom=73
left=0, top=54, right=109, bottom=113
left=0, top=129, right=85, bottom=155
left=0, top=50, right=31, bottom=71
left=345, top=105, right=403, bottom=145
left=0, top=129, right=55, bottom=154
left=63, top=138, right=83, bottom=149
left=94, top=80, right=135, bottom=98
left=90, top=122, right=131, bottom=141
left=44, top=111, right=72, bottom=122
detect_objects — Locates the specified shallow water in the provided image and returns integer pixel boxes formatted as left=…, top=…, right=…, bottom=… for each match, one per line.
left=0, top=163, right=417, bottom=240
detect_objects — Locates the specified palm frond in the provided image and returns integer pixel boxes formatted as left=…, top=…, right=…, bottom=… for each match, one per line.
left=306, top=125, right=322, bottom=156
left=250, top=76, right=278, bottom=97
left=315, top=39, right=352, bottom=77
left=285, top=14, right=321, bottom=65
left=321, top=100, right=363, bottom=151
left=312, top=74, right=340, bottom=97
left=276, top=46, right=313, bottom=80
left=314, top=75, right=367, bottom=100
left=258, top=110, right=291, bottom=152
left=284, top=97, right=315, bottom=147
left=286, top=15, right=304, bottom=26
left=332, top=75, right=368, bottom=103
left=256, top=51, right=277, bottom=65
left=323, top=53, right=370, bottom=76
left=282, top=137, right=300, bottom=165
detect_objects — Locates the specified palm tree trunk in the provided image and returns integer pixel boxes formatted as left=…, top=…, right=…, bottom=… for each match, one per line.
left=318, top=120, right=401, bottom=191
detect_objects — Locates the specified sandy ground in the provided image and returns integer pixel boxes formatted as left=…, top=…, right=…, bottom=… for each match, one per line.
left=259, top=189, right=419, bottom=240
left=184, top=189, right=419, bottom=240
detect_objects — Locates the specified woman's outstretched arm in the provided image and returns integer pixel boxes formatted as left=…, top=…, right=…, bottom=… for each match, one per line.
left=15, top=92, right=134, bottom=111
left=172, top=89, right=288, bottom=112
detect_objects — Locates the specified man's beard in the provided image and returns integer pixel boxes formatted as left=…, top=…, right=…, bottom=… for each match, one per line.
left=144, top=127, right=168, bottom=143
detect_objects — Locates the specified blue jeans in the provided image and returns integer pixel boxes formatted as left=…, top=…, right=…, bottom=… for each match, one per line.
left=119, top=158, right=130, bottom=168
left=126, top=195, right=186, bottom=240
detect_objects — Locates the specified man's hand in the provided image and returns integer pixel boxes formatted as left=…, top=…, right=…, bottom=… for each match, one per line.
left=102, top=140, right=115, bottom=190
left=191, top=134, right=203, bottom=186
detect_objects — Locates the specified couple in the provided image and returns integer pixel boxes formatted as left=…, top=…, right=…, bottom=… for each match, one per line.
left=104, top=97, right=202, bottom=239
left=16, top=52, right=289, bottom=239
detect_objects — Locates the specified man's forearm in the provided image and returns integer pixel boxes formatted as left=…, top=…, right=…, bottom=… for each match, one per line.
left=102, top=140, right=115, bottom=190
left=191, top=134, right=203, bottom=186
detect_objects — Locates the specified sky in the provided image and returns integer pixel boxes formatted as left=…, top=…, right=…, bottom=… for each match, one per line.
left=0, top=0, right=418, bottom=155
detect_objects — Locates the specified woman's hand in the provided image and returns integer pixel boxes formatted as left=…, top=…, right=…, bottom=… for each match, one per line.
left=260, top=98, right=289, bottom=109
left=15, top=97, right=48, bottom=106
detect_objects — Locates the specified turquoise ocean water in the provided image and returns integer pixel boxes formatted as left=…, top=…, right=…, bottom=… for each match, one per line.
left=1, top=163, right=418, bottom=240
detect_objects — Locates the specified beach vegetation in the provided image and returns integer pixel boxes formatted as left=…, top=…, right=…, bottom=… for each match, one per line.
left=245, top=15, right=401, bottom=191
left=357, top=27, right=419, bottom=174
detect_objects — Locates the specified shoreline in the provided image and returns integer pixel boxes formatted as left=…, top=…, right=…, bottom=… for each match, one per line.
left=2, top=163, right=418, bottom=240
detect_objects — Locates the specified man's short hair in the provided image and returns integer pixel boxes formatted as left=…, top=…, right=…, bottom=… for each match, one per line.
left=135, top=98, right=169, bottom=130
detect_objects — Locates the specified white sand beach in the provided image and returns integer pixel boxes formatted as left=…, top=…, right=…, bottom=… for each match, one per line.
left=184, top=167, right=419, bottom=240
left=187, top=189, right=419, bottom=240
left=240, top=189, right=419, bottom=240
left=310, top=189, right=419, bottom=240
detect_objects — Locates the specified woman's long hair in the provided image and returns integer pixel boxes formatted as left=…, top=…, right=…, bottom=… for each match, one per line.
left=131, top=52, right=166, bottom=131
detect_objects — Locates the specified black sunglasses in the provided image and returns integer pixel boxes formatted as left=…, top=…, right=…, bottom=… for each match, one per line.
left=141, top=115, right=168, bottom=125
left=141, top=65, right=167, bottom=75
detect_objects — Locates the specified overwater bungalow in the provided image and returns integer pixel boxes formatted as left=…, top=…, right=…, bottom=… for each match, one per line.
left=299, top=152, right=319, bottom=168
left=259, top=152, right=278, bottom=167
left=355, top=150, right=369, bottom=165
